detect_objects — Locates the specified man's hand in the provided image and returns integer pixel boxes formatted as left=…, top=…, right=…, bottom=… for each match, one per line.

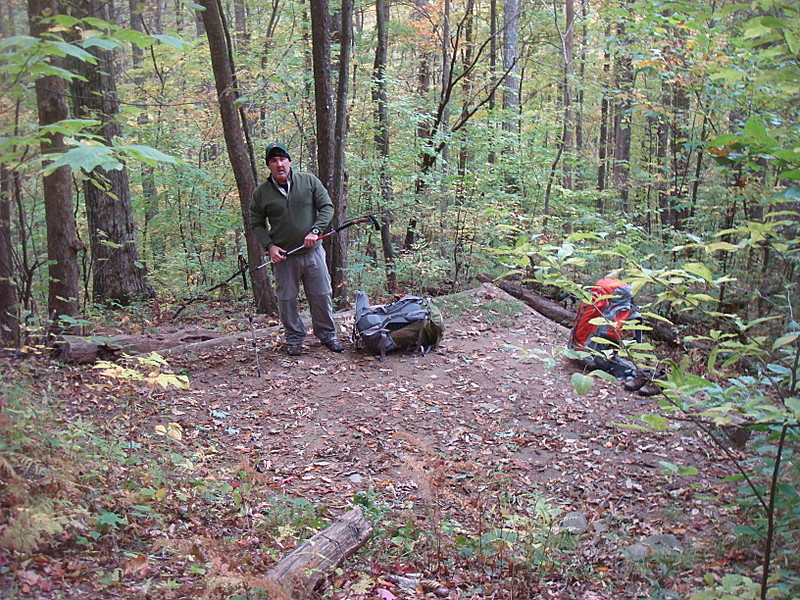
left=303, top=231, right=319, bottom=248
left=269, top=245, right=286, bottom=263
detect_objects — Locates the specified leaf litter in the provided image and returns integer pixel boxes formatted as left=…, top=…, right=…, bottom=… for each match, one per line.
left=0, top=286, right=747, bottom=599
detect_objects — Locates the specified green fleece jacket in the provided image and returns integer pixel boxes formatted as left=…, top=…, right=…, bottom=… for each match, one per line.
left=249, top=170, right=334, bottom=254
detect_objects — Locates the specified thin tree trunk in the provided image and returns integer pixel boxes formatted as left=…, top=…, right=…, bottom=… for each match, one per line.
left=28, top=0, right=82, bottom=326
left=0, top=166, right=19, bottom=344
left=233, top=0, right=247, bottom=44
left=488, top=0, right=497, bottom=164
left=199, top=0, right=276, bottom=314
left=372, top=0, right=397, bottom=293
left=574, top=0, right=587, bottom=190
left=596, top=23, right=611, bottom=209
left=560, top=0, right=575, bottom=189
left=129, top=0, right=161, bottom=269
left=611, top=21, right=633, bottom=213
left=502, top=0, right=520, bottom=135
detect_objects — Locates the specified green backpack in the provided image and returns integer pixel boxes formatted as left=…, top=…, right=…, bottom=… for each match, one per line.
left=353, top=292, right=445, bottom=360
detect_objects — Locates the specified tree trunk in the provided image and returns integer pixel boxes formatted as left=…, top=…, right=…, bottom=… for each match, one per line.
left=372, top=0, right=397, bottom=293
left=328, top=0, right=354, bottom=306
left=199, top=0, right=276, bottom=314
left=69, top=0, right=154, bottom=306
left=502, top=0, right=520, bottom=135
left=129, top=0, right=161, bottom=268
left=233, top=0, right=248, bottom=45
left=560, top=0, right=575, bottom=190
left=310, top=0, right=335, bottom=190
left=0, top=166, right=19, bottom=344
left=611, top=21, right=633, bottom=214
left=574, top=0, right=588, bottom=191
left=596, top=24, right=611, bottom=210
left=488, top=0, right=497, bottom=164
left=28, top=0, right=82, bottom=326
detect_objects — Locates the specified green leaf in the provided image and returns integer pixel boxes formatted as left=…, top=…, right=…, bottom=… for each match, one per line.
left=571, top=372, right=593, bottom=395
left=44, top=145, right=122, bottom=174
left=118, top=144, right=179, bottom=166
left=641, top=413, right=672, bottom=430
left=39, top=119, right=100, bottom=137
left=705, top=241, right=740, bottom=253
left=785, top=397, right=800, bottom=418
left=96, top=511, right=127, bottom=528
left=772, top=332, right=799, bottom=350
left=48, top=41, right=98, bottom=63
left=82, top=38, right=120, bottom=51
left=683, top=262, right=714, bottom=283
left=743, top=117, right=769, bottom=143
left=153, top=34, right=192, bottom=51
left=113, top=29, right=155, bottom=49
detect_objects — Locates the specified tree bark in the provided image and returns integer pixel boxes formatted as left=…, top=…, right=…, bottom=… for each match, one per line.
left=0, top=166, right=19, bottom=344
left=502, top=0, right=520, bottom=135
left=69, top=0, right=155, bottom=306
left=560, top=0, right=575, bottom=190
left=372, top=0, right=397, bottom=293
left=328, top=0, right=354, bottom=306
left=596, top=23, right=611, bottom=209
left=611, top=21, right=633, bottom=214
left=199, top=0, right=276, bottom=315
left=129, top=0, right=161, bottom=268
left=310, top=0, right=334, bottom=190
left=28, top=0, right=82, bottom=326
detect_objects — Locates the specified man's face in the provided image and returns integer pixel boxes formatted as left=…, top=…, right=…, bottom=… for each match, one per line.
left=268, top=156, right=291, bottom=185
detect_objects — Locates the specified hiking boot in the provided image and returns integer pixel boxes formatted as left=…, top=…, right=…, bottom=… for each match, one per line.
left=624, top=375, right=648, bottom=392
left=324, top=339, right=345, bottom=353
left=637, top=383, right=661, bottom=397
left=287, top=344, right=303, bottom=356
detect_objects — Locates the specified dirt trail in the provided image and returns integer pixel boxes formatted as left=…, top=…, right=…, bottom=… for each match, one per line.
left=132, top=283, right=735, bottom=595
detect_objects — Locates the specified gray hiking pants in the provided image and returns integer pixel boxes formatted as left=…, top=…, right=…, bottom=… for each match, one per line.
left=272, top=244, right=338, bottom=346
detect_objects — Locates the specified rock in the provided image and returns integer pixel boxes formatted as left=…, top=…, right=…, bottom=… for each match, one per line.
left=622, top=534, right=683, bottom=561
left=621, top=543, right=650, bottom=561
left=591, top=519, right=609, bottom=533
left=561, top=511, right=589, bottom=535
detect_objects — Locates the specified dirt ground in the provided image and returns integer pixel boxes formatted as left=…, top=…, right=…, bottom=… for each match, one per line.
left=3, top=283, right=746, bottom=599
left=164, top=284, right=741, bottom=595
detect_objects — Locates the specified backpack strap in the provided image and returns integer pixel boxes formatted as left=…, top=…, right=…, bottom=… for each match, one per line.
left=379, top=331, right=388, bottom=361
left=415, top=312, right=430, bottom=355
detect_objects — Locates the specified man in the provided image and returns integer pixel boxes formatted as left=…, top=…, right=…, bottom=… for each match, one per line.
left=250, top=142, right=344, bottom=356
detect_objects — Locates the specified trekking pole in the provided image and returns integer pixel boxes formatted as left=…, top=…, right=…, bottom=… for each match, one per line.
left=247, top=309, right=262, bottom=377
left=251, top=215, right=380, bottom=271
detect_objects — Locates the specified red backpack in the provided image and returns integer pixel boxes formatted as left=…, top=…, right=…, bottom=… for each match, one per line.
left=569, top=278, right=642, bottom=355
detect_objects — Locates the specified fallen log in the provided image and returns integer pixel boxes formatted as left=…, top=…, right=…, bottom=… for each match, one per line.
left=476, top=273, right=575, bottom=328
left=266, top=506, right=373, bottom=599
left=160, top=325, right=281, bottom=357
left=51, top=330, right=221, bottom=364
left=52, top=335, right=124, bottom=364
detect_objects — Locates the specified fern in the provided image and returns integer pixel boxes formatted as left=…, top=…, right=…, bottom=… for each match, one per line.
left=0, top=499, right=86, bottom=554
left=0, top=453, right=17, bottom=479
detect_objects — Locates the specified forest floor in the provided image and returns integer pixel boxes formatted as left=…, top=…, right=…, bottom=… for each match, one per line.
left=1, top=283, right=754, bottom=600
